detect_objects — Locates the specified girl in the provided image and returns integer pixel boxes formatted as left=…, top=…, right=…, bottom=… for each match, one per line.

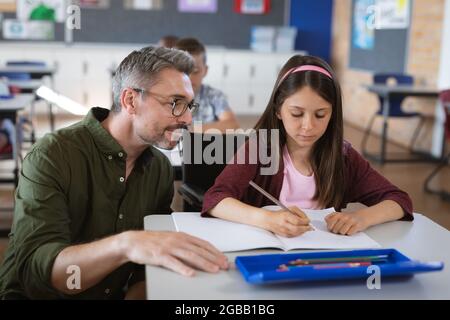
left=202, top=55, right=413, bottom=237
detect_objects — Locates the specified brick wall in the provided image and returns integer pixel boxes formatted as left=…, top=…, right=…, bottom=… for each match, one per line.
left=332, top=0, right=445, bottom=150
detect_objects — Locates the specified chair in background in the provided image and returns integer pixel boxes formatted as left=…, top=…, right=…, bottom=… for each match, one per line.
left=362, top=73, right=425, bottom=157
left=178, top=131, right=248, bottom=211
left=0, top=68, right=38, bottom=144
left=424, top=89, right=450, bottom=201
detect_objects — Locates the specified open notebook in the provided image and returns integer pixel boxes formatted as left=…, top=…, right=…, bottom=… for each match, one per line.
left=172, top=207, right=381, bottom=252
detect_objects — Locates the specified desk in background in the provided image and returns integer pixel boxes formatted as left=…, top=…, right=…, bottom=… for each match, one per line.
left=0, top=65, right=57, bottom=132
left=7, top=79, right=44, bottom=143
left=144, top=213, right=450, bottom=299
left=0, top=94, right=36, bottom=237
left=8, top=79, right=43, bottom=93
left=366, top=84, right=439, bottom=164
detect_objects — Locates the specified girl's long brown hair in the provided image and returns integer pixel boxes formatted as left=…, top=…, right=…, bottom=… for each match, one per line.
left=254, top=55, right=345, bottom=209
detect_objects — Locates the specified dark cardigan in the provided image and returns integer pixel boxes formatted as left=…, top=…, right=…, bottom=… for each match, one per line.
left=202, top=141, right=413, bottom=220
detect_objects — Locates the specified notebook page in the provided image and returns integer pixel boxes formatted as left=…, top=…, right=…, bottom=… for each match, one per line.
left=172, top=212, right=284, bottom=252
left=263, top=206, right=381, bottom=249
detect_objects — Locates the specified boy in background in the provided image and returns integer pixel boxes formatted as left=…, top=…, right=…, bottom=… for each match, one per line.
left=175, top=38, right=239, bottom=132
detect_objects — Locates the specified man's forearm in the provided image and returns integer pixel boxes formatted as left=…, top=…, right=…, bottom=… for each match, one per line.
left=51, top=231, right=129, bottom=295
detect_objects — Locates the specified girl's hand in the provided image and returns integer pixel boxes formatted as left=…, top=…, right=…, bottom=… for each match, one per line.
left=324, top=211, right=369, bottom=236
left=262, top=206, right=313, bottom=238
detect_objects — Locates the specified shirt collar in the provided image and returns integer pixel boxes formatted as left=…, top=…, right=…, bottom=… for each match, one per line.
left=83, top=107, right=154, bottom=168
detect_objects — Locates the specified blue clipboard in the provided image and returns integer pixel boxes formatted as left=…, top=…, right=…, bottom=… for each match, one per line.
left=235, top=249, right=444, bottom=284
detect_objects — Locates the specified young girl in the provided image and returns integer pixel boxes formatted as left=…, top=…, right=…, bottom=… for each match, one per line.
left=201, top=55, right=413, bottom=237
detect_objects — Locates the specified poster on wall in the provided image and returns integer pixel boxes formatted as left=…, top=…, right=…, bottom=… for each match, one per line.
left=17, top=0, right=66, bottom=22
left=234, top=0, right=270, bottom=15
left=3, top=19, right=55, bottom=40
left=353, top=0, right=375, bottom=50
left=0, top=0, right=16, bottom=12
left=178, top=0, right=217, bottom=13
left=124, top=0, right=163, bottom=10
left=375, top=0, right=410, bottom=29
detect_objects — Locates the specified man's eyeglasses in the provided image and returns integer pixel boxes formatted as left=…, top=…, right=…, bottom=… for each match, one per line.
left=132, top=88, right=199, bottom=117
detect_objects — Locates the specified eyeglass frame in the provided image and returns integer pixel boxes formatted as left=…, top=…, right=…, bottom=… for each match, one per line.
left=131, top=87, right=199, bottom=117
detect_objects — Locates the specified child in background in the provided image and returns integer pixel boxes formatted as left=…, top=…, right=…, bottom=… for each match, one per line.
left=158, top=35, right=179, bottom=48
left=202, top=55, right=413, bottom=237
left=174, top=38, right=239, bottom=132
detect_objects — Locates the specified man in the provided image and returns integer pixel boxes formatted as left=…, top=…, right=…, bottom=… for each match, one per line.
left=0, top=46, right=228, bottom=300
left=174, top=38, right=240, bottom=132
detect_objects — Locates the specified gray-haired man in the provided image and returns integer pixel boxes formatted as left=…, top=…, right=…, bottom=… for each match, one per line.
left=0, top=46, right=228, bottom=300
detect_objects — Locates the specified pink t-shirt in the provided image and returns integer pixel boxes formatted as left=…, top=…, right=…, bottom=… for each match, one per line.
left=279, top=146, right=319, bottom=209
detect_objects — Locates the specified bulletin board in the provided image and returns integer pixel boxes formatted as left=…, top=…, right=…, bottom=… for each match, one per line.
left=349, top=0, right=412, bottom=73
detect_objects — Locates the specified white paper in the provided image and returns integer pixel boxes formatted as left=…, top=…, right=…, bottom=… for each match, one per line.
left=279, top=208, right=381, bottom=250
left=172, top=208, right=381, bottom=252
left=173, top=212, right=283, bottom=252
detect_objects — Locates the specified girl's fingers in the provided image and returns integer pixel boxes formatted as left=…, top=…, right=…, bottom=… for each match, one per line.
left=340, top=221, right=354, bottom=235
left=347, top=224, right=359, bottom=236
left=332, top=217, right=347, bottom=234
left=326, top=213, right=340, bottom=231
left=288, top=206, right=309, bottom=221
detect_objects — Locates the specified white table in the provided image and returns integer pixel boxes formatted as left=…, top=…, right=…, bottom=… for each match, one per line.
left=7, top=79, right=43, bottom=92
left=144, top=213, right=450, bottom=299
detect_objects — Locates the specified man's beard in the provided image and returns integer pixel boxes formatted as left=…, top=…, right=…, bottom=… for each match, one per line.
left=141, top=123, right=188, bottom=150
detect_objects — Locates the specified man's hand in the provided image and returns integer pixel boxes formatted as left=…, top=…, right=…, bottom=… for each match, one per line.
left=325, top=212, right=369, bottom=235
left=262, top=206, right=313, bottom=238
left=120, top=231, right=229, bottom=276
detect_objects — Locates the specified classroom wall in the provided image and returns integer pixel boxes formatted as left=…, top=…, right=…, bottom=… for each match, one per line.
left=290, top=0, right=334, bottom=62
left=332, top=0, right=446, bottom=151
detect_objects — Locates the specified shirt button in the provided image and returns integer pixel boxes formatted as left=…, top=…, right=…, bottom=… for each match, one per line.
left=119, top=177, right=125, bottom=183
left=104, top=288, right=110, bottom=294
left=118, top=152, right=123, bottom=158
left=119, top=214, right=124, bottom=220
left=108, top=155, right=113, bottom=160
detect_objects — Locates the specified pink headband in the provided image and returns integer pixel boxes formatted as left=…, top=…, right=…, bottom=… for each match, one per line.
left=278, top=65, right=333, bottom=87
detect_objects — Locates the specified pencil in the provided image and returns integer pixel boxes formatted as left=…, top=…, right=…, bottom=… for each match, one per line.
left=287, top=255, right=390, bottom=266
left=276, top=261, right=373, bottom=272
left=249, top=180, right=315, bottom=230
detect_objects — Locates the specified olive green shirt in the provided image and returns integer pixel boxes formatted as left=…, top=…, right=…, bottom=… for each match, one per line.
left=0, top=107, right=174, bottom=299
